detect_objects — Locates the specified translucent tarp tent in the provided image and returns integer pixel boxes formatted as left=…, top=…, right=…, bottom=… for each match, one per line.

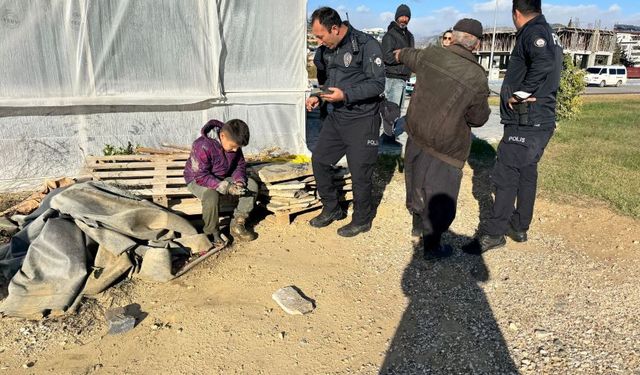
left=0, top=0, right=308, bottom=190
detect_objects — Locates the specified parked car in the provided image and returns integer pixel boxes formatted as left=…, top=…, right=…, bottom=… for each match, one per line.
left=584, top=65, right=627, bottom=87
left=405, top=76, right=416, bottom=95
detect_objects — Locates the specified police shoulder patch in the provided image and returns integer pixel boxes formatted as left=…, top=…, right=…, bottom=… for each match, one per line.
left=534, top=38, right=546, bottom=47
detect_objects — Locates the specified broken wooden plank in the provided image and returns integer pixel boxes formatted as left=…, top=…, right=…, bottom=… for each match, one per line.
left=86, top=154, right=188, bottom=162
left=136, top=147, right=187, bottom=155
left=257, top=163, right=314, bottom=183
left=100, top=177, right=187, bottom=186
left=86, top=161, right=187, bottom=170
left=261, top=189, right=310, bottom=198
left=271, top=202, right=323, bottom=225
left=92, top=169, right=185, bottom=179
left=264, top=181, right=306, bottom=190
left=268, top=195, right=317, bottom=206
left=128, top=187, right=193, bottom=197
left=160, top=143, right=192, bottom=152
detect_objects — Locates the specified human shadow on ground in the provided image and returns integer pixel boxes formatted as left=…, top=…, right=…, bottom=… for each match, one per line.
left=467, top=137, right=498, bottom=227
left=379, top=229, right=518, bottom=374
left=370, top=153, right=401, bottom=219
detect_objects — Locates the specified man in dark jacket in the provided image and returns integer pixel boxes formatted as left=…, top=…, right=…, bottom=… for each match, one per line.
left=381, top=4, right=414, bottom=137
left=184, top=119, right=259, bottom=243
left=306, top=7, right=386, bottom=238
left=396, top=18, right=491, bottom=258
left=469, top=0, right=563, bottom=253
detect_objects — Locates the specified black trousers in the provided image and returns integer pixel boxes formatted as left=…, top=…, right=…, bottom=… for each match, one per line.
left=483, top=126, right=554, bottom=236
left=312, top=112, right=380, bottom=225
left=405, top=138, right=463, bottom=246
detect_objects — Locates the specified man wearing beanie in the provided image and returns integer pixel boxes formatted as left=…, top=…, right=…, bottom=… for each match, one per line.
left=381, top=4, right=414, bottom=139
left=394, top=18, right=490, bottom=259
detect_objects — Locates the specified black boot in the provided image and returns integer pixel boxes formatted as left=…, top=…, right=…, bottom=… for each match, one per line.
left=230, top=216, right=257, bottom=242
left=309, top=207, right=346, bottom=228
left=506, top=225, right=527, bottom=242
left=463, top=234, right=506, bottom=254
left=337, top=221, right=372, bottom=237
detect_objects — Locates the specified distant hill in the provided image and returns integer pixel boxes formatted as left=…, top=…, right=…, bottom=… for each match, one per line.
left=416, top=35, right=440, bottom=48
left=615, top=24, right=640, bottom=32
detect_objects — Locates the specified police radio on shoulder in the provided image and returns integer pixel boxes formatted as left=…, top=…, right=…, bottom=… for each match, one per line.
left=512, top=91, right=532, bottom=102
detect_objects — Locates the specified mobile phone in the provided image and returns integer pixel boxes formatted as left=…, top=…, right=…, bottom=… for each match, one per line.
left=310, top=87, right=334, bottom=97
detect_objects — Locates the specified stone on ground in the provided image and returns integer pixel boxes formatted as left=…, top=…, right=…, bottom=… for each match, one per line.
left=272, top=286, right=315, bottom=315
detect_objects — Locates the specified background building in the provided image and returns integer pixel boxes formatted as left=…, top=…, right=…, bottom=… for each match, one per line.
left=615, top=24, right=640, bottom=67
left=362, top=27, right=385, bottom=42
left=477, top=23, right=616, bottom=73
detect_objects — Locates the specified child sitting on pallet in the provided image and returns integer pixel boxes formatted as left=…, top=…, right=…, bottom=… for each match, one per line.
left=184, top=119, right=258, bottom=244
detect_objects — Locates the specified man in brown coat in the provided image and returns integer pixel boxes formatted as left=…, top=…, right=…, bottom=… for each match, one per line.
left=395, top=18, right=491, bottom=259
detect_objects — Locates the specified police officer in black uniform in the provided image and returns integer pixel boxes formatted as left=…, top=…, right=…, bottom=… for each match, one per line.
left=306, top=7, right=386, bottom=237
left=470, top=0, right=563, bottom=253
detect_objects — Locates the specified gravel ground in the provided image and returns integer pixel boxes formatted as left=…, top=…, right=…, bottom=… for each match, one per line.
left=0, top=157, right=638, bottom=373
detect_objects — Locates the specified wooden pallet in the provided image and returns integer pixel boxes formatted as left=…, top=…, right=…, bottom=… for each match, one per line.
left=83, top=153, right=214, bottom=215
left=84, top=154, right=353, bottom=224
left=266, top=201, right=323, bottom=225
left=265, top=191, right=353, bottom=225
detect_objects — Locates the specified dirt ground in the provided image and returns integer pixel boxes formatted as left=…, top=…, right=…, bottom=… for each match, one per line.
left=0, top=161, right=639, bottom=374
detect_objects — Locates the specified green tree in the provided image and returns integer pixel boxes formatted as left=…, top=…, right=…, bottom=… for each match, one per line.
left=556, top=54, right=586, bottom=120
left=612, top=42, right=632, bottom=66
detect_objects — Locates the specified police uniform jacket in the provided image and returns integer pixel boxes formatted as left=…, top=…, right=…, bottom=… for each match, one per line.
left=500, top=14, right=563, bottom=128
left=313, top=45, right=330, bottom=86
left=323, top=26, right=386, bottom=120
left=399, top=44, right=491, bottom=169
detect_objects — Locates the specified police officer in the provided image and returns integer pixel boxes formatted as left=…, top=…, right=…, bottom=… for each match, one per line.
left=306, top=7, right=386, bottom=237
left=469, top=0, right=563, bottom=253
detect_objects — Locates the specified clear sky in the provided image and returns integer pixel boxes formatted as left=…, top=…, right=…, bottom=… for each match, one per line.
left=307, top=0, right=640, bottom=38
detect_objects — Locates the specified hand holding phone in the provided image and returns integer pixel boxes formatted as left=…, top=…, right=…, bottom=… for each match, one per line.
left=310, top=87, right=334, bottom=98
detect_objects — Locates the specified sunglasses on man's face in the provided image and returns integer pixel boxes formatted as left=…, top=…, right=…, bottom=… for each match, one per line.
left=443, top=37, right=452, bottom=40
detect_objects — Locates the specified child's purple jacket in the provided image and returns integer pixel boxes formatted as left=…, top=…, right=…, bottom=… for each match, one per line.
left=183, top=120, right=247, bottom=189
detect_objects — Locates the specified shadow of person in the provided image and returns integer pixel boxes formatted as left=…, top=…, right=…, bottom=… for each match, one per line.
left=380, top=211, right=517, bottom=373
left=370, top=154, right=400, bottom=219
left=467, top=138, right=498, bottom=226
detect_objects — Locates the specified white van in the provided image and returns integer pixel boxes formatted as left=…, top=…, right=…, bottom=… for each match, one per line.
left=584, top=65, right=627, bottom=87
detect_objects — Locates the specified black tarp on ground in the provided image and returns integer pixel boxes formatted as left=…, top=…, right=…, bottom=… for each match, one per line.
left=0, top=181, right=211, bottom=318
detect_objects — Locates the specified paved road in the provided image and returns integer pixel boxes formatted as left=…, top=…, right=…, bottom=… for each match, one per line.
left=582, top=85, right=640, bottom=95
left=306, top=98, right=502, bottom=157
left=489, top=79, right=640, bottom=96
left=307, top=80, right=638, bottom=156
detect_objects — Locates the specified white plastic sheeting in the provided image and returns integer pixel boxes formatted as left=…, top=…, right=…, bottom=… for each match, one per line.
left=0, top=0, right=308, bottom=191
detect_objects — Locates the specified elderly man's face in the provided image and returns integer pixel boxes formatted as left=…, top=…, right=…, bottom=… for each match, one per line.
left=312, top=20, right=340, bottom=49
left=442, top=32, right=453, bottom=47
left=397, top=16, right=410, bottom=28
